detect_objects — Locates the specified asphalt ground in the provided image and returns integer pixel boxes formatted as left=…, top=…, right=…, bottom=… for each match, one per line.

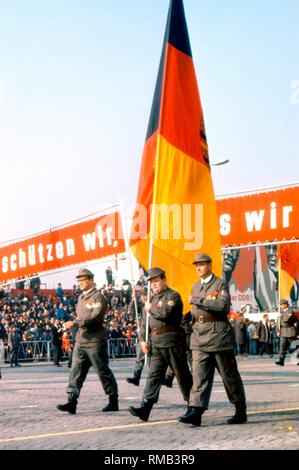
left=0, top=355, right=298, bottom=451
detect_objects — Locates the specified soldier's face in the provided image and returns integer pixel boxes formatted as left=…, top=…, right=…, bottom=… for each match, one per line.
left=280, top=303, right=288, bottom=311
left=150, top=276, right=167, bottom=294
left=78, top=277, right=94, bottom=291
left=195, top=262, right=212, bottom=278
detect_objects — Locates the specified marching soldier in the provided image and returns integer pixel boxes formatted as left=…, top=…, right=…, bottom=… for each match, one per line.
left=56, top=268, right=119, bottom=414
left=126, top=287, right=148, bottom=386
left=126, top=286, right=190, bottom=387
left=275, top=299, right=298, bottom=366
left=128, top=267, right=193, bottom=422
left=179, top=253, right=247, bottom=426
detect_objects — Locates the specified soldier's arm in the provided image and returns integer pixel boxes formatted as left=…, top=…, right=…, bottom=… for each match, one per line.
left=149, top=292, right=182, bottom=322
left=190, top=283, right=230, bottom=313
left=189, top=284, right=206, bottom=306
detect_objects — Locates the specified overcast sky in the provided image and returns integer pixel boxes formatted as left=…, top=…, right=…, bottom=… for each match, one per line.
left=0, top=0, right=298, bottom=251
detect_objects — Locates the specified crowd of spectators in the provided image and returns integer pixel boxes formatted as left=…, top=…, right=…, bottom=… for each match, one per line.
left=0, top=274, right=297, bottom=363
left=0, top=278, right=144, bottom=363
left=230, top=311, right=288, bottom=357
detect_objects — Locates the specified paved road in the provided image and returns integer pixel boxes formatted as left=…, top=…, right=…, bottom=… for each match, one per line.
left=0, top=356, right=298, bottom=450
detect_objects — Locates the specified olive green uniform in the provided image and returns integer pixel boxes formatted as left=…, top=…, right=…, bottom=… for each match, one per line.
left=139, top=287, right=192, bottom=403
left=189, top=274, right=246, bottom=410
left=67, top=287, right=118, bottom=398
left=277, top=308, right=298, bottom=362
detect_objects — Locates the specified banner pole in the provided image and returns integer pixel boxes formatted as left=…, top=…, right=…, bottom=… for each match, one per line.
left=145, top=134, right=162, bottom=365
left=277, top=255, right=282, bottom=336
left=278, top=256, right=281, bottom=309
left=119, top=204, right=140, bottom=333
left=145, top=237, right=155, bottom=366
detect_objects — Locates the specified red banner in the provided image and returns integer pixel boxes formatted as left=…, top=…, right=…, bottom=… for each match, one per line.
left=217, top=185, right=299, bottom=246
left=0, top=212, right=125, bottom=283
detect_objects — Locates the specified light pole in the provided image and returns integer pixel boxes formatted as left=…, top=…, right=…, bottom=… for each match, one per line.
left=210, top=158, right=230, bottom=167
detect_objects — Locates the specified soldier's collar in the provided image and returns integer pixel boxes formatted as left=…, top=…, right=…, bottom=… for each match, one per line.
left=82, top=287, right=95, bottom=296
left=201, top=274, right=214, bottom=285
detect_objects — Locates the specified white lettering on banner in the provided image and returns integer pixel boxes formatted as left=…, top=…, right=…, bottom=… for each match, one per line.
left=96, top=225, right=104, bottom=248
left=220, top=214, right=231, bottom=236
left=28, top=245, right=36, bottom=265
left=38, top=244, right=44, bottom=263
left=282, top=205, right=293, bottom=227
left=18, top=248, right=26, bottom=268
left=55, top=242, right=64, bottom=259
left=0, top=227, right=116, bottom=276
left=82, top=233, right=97, bottom=251
left=106, top=227, right=113, bottom=246
left=46, top=244, right=54, bottom=261
left=10, top=254, right=17, bottom=271
left=0, top=238, right=77, bottom=275
left=66, top=239, right=75, bottom=256
left=270, top=202, right=277, bottom=229
left=2, top=257, right=8, bottom=273
left=83, top=225, right=113, bottom=251
left=220, top=203, right=294, bottom=235
left=245, top=210, right=265, bottom=232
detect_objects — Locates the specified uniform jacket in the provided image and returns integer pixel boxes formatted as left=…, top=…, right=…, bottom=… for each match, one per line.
left=278, top=309, right=297, bottom=338
left=74, top=288, right=108, bottom=345
left=139, top=287, right=184, bottom=348
left=189, top=274, right=235, bottom=352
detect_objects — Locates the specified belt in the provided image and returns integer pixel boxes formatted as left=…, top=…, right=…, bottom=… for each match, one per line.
left=195, top=314, right=228, bottom=324
left=151, top=326, right=181, bottom=335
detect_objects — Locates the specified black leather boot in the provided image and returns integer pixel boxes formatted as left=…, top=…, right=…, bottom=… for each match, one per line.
left=275, top=358, right=284, bottom=366
left=128, top=399, right=154, bottom=422
left=102, top=394, right=119, bottom=412
left=227, top=402, right=247, bottom=424
left=126, top=375, right=140, bottom=386
left=56, top=394, right=78, bottom=414
left=178, top=406, right=203, bottom=426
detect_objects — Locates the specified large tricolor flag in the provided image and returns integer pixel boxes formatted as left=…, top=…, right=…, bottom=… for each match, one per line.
left=278, top=243, right=299, bottom=302
left=130, top=0, right=222, bottom=308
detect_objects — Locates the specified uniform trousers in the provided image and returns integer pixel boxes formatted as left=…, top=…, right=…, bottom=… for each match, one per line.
left=143, top=344, right=192, bottom=403
left=278, top=337, right=294, bottom=360
left=189, top=349, right=246, bottom=410
left=67, top=343, right=118, bottom=398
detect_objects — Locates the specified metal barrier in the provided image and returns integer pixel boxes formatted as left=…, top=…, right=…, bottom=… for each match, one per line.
left=1, top=338, right=138, bottom=363
left=107, top=338, right=138, bottom=358
left=2, top=341, right=51, bottom=363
